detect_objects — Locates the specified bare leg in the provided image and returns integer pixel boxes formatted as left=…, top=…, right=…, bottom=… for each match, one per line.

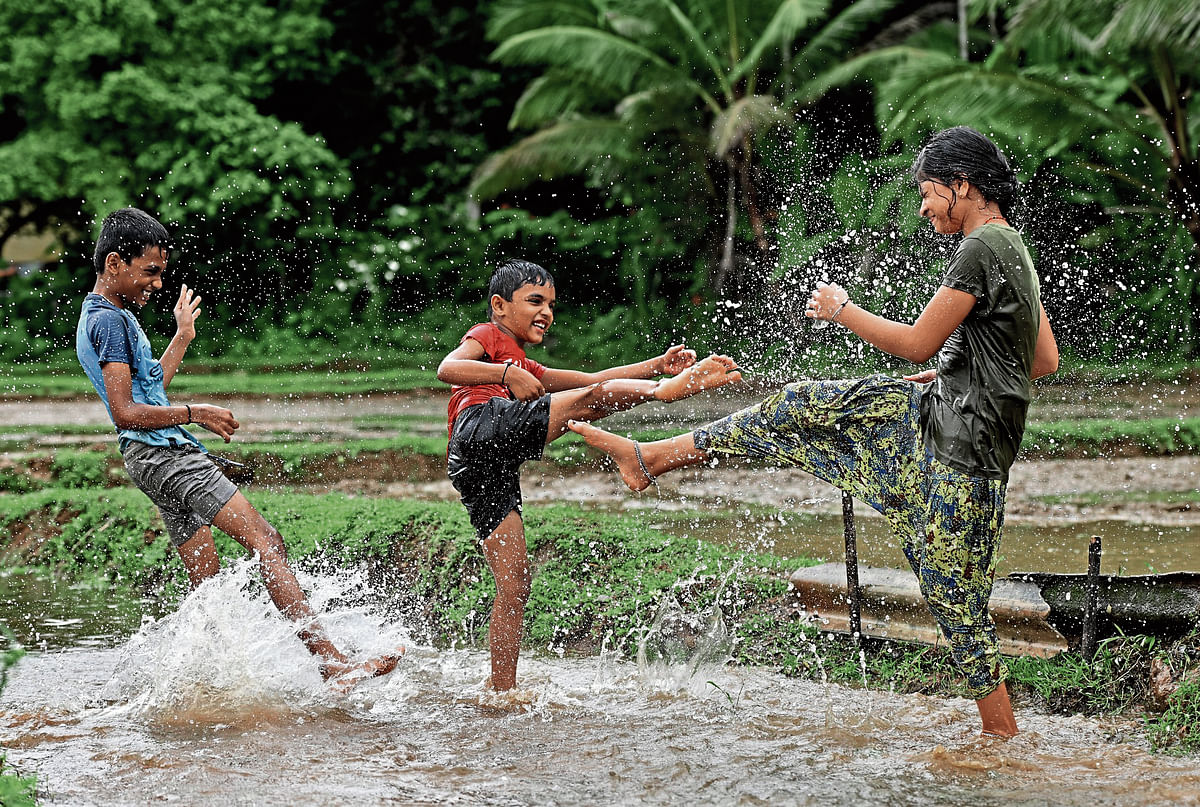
left=480, top=510, right=531, bottom=691
left=567, top=422, right=709, bottom=491
left=211, top=491, right=402, bottom=684
left=545, top=355, right=742, bottom=443
left=176, top=527, right=220, bottom=588
left=546, top=379, right=660, bottom=442
left=976, top=681, right=1018, bottom=738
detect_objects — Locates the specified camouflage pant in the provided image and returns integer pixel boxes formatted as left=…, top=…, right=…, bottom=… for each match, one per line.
left=694, top=374, right=1008, bottom=699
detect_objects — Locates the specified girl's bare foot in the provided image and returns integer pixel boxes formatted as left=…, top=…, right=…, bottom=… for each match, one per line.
left=653, top=354, right=742, bottom=402
left=567, top=420, right=654, bottom=491
left=323, top=646, right=406, bottom=693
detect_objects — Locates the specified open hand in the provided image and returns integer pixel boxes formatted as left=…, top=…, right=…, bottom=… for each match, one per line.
left=173, top=284, right=202, bottom=341
left=903, top=369, right=938, bottom=384
left=658, top=344, right=698, bottom=375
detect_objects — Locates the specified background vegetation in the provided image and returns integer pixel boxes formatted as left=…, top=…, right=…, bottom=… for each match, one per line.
left=2, top=0, right=1198, bottom=373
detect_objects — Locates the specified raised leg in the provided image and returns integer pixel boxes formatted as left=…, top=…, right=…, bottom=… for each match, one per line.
left=480, top=509, right=531, bottom=691
left=546, top=379, right=660, bottom=442
left=545, top=355, right=742, bottom=443
left=567, top=421, right=709, bottom=491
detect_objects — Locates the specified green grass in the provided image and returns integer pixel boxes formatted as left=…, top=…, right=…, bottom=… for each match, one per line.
left=1032, top=490, right=1200, bottom=507
left=1022, top=417, right=1200, bottom=458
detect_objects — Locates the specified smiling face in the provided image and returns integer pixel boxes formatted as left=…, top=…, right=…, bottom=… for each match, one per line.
left=918, top=179, right=965, bottom=234
left=98, top=246, right=168, bottom=309
left=491, top=281, right=555, bottom=345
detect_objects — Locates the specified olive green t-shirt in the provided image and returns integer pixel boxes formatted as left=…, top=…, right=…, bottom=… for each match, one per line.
left=919, top=224, right=1041, bottom=481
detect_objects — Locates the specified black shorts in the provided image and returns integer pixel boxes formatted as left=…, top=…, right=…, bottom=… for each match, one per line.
left=447, top=395, right=551, bottom=539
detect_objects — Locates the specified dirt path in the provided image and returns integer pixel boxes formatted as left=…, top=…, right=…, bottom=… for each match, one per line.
left=6, top=387, right=1199, bottom=526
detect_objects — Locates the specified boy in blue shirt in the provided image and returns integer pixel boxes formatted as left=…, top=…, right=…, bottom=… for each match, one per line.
left=76, top=207, right=399, bottom=689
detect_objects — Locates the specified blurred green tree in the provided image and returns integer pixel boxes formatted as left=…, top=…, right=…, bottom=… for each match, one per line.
left=0, top=0, right=358, bottom=351
left=470, top=0, right=916, bottom=299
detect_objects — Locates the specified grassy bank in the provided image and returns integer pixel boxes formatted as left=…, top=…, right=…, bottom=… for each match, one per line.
left=3, top=487, right=1198, bottom=754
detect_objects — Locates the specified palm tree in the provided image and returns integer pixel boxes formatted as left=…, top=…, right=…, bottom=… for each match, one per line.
left=470, top=0, right=913, bottom=295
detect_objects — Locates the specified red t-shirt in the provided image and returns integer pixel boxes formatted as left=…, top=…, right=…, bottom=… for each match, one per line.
left=446, top=322, right=547, bottom=438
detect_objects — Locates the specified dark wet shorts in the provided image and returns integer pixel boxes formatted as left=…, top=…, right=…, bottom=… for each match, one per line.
left=447, top=395, right=551, bottom=540
left=122, top=441, right=239, bottom=548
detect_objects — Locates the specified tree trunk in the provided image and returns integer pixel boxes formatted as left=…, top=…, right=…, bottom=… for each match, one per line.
left=715, top=163, right=737, bottom=296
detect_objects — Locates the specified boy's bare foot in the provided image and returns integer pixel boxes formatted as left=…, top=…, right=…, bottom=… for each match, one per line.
left=567, top=420, right=654, bottom=491
left=477, top=686, right=537, bottom=714
left=653, top=354, right=742, bottom=402
left=322, top=646, right=406, bottom=693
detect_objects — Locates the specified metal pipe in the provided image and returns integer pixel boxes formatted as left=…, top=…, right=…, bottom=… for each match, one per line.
left=842, top=490, right=861, bottom=642
left=1081, top=536, right=1102, bottom=658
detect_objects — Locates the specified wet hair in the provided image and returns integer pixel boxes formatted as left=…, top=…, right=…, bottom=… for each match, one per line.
left=912, top=126, right=1019, bottom=219
left=487, top=258, right=554, bottom=318
left=92, top=207, right=172, bottom=273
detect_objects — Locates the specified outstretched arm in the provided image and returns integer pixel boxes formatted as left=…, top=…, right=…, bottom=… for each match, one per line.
left=540, top=344, right=697, bottom=393
left=100, top=361, right=239, bottom=442
left=160, top=285, right=201, bottom=388
left=809, top=282, right=975, bottom=363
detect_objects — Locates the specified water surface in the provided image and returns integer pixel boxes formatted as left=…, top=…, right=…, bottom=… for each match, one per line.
left=3, top=565, right=1198, bottom=807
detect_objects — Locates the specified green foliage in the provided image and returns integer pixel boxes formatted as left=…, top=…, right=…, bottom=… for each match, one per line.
left=1009, top=634, right=1158, bottom=714
left=1022, top=417, right=1200, bottom=458
left=49, top=450, right=114, bottom=489
left=1149, top=677, right=1200, bottom=755
left=476, top=0, right=915, bottom=301
left=824, top=0, right=1200, bottom=357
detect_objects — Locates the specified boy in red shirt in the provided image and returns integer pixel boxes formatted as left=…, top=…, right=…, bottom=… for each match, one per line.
left=437, top=258, right=741, bottom=697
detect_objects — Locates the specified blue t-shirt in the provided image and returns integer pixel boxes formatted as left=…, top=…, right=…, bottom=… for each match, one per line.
left=75, top=293, right=204, bottom=453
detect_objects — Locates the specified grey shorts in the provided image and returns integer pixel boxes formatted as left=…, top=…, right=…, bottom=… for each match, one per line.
left=122, top=441, right=239, bottom=547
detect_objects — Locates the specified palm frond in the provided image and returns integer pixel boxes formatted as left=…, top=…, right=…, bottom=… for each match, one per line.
left=652, top=0, right=732, bottom=96
left=786, top=44, right=934, bottom=106
left=731, top=0, right=830, bottom=83
left=509, top=73, right=609, bottom=130
left=487, top=0, right=600, bottom=43
left=790, top=0, right=911, bottom=80
left=1100, top=0, right=1200, bottom=51
left=878, top=63, right=1164, bottom=183
left=709, top=95, right=790, bottom=159
left=491, top=26, right=679, bottom=96
left=616, top=80, right=705, bottom=131
left=1006, top=0, right=1108, bottom=58
left=468, top=119, right=635, bottom=201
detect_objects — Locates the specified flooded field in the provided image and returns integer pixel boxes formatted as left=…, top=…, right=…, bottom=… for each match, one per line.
left=4, top=383, right=1199, bottom=804
left=3, top=566, right=1200, bottom=807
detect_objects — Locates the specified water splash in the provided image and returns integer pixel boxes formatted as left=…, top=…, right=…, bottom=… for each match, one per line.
left=636, top=593, right=732, bottom=696
left=98, top=557, right=411, bottom=724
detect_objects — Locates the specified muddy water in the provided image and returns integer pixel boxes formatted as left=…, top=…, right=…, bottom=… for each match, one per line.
left=3, top=566, right=1200, bottom=806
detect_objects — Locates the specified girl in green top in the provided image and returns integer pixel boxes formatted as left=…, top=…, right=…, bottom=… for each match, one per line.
left=571, top=127, right=1060, bottom=738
